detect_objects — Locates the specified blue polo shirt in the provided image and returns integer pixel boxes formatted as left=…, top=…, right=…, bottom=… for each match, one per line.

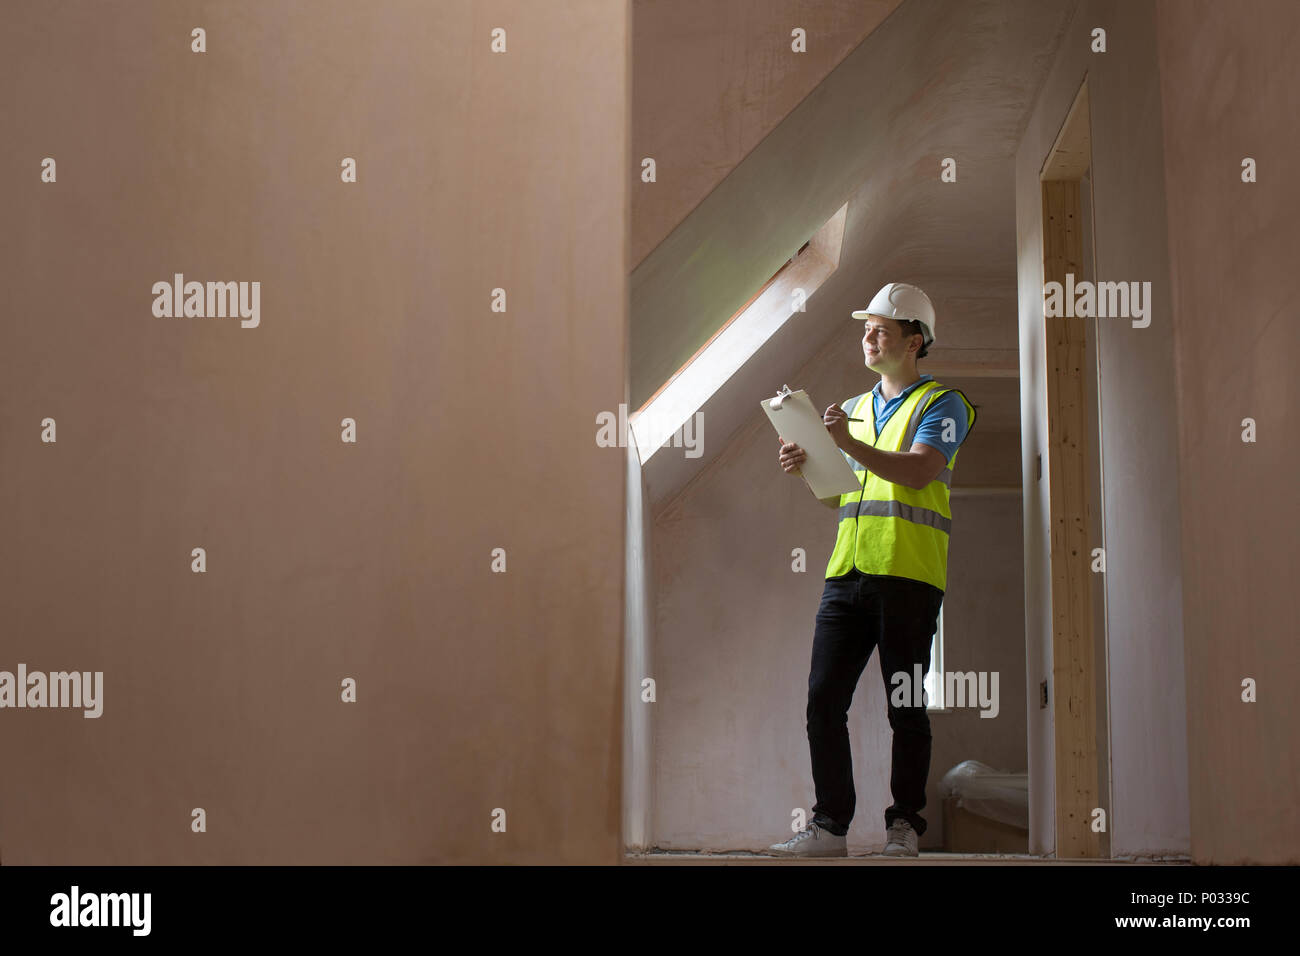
left=850, top=374, right=971, bottom=461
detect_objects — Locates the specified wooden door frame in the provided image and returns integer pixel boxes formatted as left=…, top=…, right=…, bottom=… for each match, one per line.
left=1039, top=76, right=1104, bottom=859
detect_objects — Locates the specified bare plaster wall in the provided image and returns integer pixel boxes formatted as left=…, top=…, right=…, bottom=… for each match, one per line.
left=0, top=0, right=628, bottom=865
left=1014, top=0, right=1189, bottom=858
left=1154, top=0, right=1300, bottom=865
left=928, top=491, right=1028, bottom=847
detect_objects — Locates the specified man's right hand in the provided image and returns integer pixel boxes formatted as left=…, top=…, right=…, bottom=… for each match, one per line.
left=778, top=436, right=807, bottom=474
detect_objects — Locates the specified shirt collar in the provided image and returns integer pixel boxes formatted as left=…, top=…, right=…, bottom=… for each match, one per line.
left=872, top=373, right=933, bottom=401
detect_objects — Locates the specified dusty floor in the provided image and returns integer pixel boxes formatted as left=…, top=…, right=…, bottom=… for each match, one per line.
left=627, top=850, right=1190, bottom=865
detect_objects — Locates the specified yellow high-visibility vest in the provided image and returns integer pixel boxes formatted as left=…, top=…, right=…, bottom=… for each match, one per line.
left=824, top=379, right=976, bottom=591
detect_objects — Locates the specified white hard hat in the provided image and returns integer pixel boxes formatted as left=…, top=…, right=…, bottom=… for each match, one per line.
left=852, top=282, right=936, bottom=346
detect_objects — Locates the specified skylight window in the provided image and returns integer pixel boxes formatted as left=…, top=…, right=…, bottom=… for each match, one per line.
left=630, top=202, right=847, bottom=461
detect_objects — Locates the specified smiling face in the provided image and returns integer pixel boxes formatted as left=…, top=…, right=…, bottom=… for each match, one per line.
left=861, top=315, right=922, bottom=372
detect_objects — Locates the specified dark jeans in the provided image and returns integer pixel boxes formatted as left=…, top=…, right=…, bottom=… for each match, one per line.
left=807, top=569, right=944, bottom=838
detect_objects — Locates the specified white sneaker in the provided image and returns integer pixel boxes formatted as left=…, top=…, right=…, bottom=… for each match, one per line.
left=882, top=819, right=918, bottom=856
left=767, top=822, right=847, bottom=858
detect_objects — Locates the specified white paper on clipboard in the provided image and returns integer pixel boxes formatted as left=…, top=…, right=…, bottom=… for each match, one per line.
left=762, top=386, right=863, bottom=499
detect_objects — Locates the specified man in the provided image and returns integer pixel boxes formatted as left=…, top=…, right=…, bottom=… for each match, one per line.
left=769, top=282, right=976, bottom=858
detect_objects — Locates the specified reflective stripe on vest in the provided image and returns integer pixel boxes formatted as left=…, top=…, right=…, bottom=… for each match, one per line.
left=823, top=379, right=976, bottom=591
left=836, top=499, right=952, bottom=533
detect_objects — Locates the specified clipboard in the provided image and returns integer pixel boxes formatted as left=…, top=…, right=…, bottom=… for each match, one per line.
left=762, top=385, right=863, bottom=499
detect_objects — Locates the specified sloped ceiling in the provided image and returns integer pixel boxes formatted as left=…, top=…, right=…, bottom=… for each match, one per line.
left=632, top=0, right=1079, bottom=508
left=632, top=0, right=903, bottom=267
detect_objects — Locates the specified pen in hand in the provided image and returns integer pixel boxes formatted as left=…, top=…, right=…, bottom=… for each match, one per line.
left=825, top=402, right=865, bottom=424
